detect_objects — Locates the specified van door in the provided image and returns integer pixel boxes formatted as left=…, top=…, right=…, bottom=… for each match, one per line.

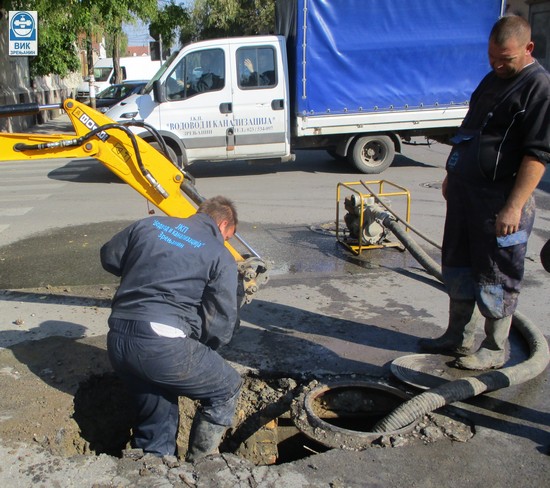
left=159, top=47, right=233, bottom=161
left=230, top=40, right=289, bottom=160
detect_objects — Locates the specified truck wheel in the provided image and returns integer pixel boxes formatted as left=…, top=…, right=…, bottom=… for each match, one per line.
left=349, top=135, right=395, bottom=174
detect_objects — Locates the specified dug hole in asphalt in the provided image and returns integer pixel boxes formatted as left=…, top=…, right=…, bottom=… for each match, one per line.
left=0, top=114, right=549, bottom=487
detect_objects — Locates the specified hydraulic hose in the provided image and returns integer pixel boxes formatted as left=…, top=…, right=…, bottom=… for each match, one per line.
left=368, top=210, right=550, bottom=433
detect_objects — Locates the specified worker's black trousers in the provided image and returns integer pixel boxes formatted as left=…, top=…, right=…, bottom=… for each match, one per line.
left=442, top=175, right=535, bottom=319
left=107, top=318, right=242, bottom=457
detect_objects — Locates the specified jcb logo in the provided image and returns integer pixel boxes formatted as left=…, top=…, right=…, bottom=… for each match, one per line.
left=74, top=108, right=109, bottom=142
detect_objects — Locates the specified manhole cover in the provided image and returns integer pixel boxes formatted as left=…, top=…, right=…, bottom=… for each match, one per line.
left=309, top=221, right=338, bottom=236
left=391, top=353, right=478, bottom=390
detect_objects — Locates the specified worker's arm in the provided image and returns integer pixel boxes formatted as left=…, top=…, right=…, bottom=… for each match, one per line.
left=441, top=174, right=448, bottom=200
left=496, top=156, right=546, bottom=237
left=199, top=255, right=239, bottom=350
left=100, top=224, right=133, bottom=277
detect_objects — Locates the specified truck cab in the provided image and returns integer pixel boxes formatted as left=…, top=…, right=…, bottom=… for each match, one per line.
left=107, top=36, right=291, bottom=168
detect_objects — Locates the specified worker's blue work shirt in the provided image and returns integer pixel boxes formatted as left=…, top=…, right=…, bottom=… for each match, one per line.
left=100, top=213, right=238, bottom=349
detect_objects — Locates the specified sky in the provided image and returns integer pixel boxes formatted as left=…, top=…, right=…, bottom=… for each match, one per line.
left=124, top=21, right=154, bottom=46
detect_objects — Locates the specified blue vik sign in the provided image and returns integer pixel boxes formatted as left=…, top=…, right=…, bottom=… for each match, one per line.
left=9, top=11, right=38, bottom=56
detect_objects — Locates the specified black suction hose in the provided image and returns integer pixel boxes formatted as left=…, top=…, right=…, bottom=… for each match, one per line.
left=378, top=211, right=443, bottom=282
left=369, top=211, right=550, bottom=433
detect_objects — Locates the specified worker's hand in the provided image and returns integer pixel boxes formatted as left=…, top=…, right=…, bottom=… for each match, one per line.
left=441, top=174, right=448, bottom=200
left=495, top=204, right=521, bottom=237
left=244, top=58, right=254, bottom=73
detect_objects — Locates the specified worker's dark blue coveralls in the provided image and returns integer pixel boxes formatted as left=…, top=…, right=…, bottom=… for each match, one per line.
left=100, top=213, right=241, bottom=456
left=443, top=61, right=550, bottom=319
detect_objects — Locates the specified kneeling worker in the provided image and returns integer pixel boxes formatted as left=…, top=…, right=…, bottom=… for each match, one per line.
left=100, top=196, right=242, bottom=460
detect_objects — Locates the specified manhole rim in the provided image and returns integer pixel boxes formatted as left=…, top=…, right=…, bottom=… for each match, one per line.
left=291, top=379, right=418, bottom=450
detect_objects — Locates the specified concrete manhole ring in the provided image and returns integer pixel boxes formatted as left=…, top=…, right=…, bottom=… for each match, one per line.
left=290, top=378, right=418, bottom=450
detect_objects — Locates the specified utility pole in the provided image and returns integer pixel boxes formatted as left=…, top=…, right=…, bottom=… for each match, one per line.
left=87, top=24, right=96, bottom=109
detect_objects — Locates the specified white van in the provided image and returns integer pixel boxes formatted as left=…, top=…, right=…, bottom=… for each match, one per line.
left=77, top=56, right=161, bottom=102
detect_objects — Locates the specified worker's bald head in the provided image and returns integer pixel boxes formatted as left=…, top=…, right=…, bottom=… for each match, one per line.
left=488, top=15, right=534, bottom=79
left=489, top=15, right=531, bottom=46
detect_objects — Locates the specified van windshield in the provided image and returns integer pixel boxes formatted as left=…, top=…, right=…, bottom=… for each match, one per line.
left=94, top=67, right=112, bottom=82
left=144, top=50, right=180, bottom=93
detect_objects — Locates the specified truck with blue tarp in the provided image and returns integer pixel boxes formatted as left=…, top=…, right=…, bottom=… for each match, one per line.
left=106, top=0, right=505, bottom=173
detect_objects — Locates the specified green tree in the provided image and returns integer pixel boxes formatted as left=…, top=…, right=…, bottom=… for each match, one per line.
left=1, top=0, right=160, bottom=82
left=180, top=0, right=275, bottom=45
left=149, top=1, right=191, bottom=55
left=30, top=14, right=81, bottom=78
left=98, top=0, right=158, bottom=84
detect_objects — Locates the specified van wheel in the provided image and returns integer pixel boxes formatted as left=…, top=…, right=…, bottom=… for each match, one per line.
left=348, top=135, right=395, bottom=174
left=149, top=142, right=180, bottom=168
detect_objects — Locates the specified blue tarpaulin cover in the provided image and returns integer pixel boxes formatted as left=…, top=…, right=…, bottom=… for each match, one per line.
left=277, top=0, right=504, bottom=116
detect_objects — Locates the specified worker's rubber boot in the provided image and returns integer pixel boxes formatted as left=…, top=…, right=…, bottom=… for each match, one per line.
left=186, top=412, right=227, bottom=462
left=417, top=299, right=478, bottom=354
left=454, top=316, right=513, bottom=370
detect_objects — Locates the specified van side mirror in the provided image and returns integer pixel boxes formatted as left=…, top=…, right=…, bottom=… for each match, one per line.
left=153, top=80, right=167, bottom=103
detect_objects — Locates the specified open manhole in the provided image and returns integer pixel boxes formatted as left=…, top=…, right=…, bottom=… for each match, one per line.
left=57, top=373, right=473, bottom=465
left=290, top=378, right=419, bottom=450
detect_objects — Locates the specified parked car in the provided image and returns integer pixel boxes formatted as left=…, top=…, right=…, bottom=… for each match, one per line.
left=91, top=80, right=148, bottom=113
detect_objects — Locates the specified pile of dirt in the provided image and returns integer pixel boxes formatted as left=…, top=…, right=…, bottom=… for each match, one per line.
left=0, top=334, right=113, bottom=457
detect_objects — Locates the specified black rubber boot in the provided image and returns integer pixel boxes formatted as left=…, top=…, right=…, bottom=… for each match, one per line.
left=186, top=412, right=227, bottom=462
left=454, top=316, right=512, bottom=370
left=418, top=299, right=479, bottom=354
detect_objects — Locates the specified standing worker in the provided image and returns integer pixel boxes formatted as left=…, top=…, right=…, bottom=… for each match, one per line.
left=419, top=15, right=550, bottom=370
left=100, top=196, right=242, bottom=460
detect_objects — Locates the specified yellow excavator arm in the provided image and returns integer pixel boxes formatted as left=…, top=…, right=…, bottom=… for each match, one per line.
left=0, top=99, right=268, bottom=304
